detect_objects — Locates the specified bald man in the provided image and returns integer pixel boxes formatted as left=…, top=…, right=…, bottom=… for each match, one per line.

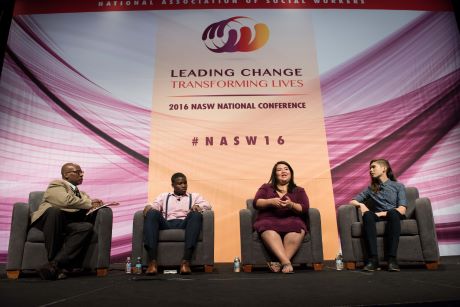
left=31, top=163, right=106, bottom=280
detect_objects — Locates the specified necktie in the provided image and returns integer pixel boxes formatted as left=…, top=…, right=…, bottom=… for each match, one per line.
left=74, top=187, right=82, bottom=198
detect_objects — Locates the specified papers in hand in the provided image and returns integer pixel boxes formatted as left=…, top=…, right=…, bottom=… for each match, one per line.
left=86, top=202, right=119, bottom=215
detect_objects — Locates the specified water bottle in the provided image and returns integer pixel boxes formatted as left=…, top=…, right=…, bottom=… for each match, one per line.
left=335, top=252, right=344, bottom=271
left=135, top=256, right=142, bottom=274
left=125, top=256, right=132, bottom=274
left=233, top=257, right=241, bottom=273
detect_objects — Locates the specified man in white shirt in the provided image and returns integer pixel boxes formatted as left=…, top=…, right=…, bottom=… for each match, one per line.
left=143, top=172, right=212, bottom=275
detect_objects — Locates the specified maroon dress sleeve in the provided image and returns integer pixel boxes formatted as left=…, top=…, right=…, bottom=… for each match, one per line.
left=294, top=187, right=309, bottom=213
left=253, top=184, right=271, bottom=209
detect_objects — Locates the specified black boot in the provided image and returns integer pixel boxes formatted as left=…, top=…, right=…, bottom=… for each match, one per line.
left=363, top=257, right=379, bottom=272
left=388, top=257, right=400, bottom=272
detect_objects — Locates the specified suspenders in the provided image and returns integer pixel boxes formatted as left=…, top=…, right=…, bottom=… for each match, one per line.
left=164, top=193, right=192, bottom=219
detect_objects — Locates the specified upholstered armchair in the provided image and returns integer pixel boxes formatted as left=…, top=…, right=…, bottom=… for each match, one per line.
left=6, top=191, right=113, bottom=279
left=337, top=187, right=439, bottom=270
left=131, top=210, right=214, bottom=272
left=239, top=199, right=324, bottom=272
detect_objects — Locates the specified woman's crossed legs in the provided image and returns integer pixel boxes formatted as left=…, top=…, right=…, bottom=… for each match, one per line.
left=261, top=229, right=305, bottom=273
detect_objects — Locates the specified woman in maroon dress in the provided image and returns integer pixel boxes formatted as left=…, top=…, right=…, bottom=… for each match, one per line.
left=253, top=161, right=309, bottom=273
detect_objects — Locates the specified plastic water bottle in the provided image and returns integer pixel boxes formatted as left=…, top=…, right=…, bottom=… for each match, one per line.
left=125, top=256, right=132, bottom=274
left=335, top=252, right=344, bottom=271
left=233, top=257, right=241, bottom=273
left=135, top=256, right=142, bottom=274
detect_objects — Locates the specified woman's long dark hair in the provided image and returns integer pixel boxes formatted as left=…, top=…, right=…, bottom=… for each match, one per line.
left=268, top=161, right=297, bottom=193
left=370, top=159, right=397, bottom=193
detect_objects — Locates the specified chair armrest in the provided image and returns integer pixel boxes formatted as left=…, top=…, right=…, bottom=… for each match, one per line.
left=93, top=207, right=113, bottom=268
left=132, top=210, right=145, bottom=261
left=239, top=208, right=253, bottom=238
left=201, top=210, right=214, bottom=264
left=202, top=210, right=214, bottom=241
left=414, top=197, right=440, bottom=261
left=308, top=208, right=324, bottom=262
left=337, top=204, right=359, bottom=262
left=239, top=208, right=254, bottom=263
left=7, top=202, right=30, bottom=270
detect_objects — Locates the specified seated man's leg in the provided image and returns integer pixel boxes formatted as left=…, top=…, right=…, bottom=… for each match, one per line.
left=144, top=210, right=169, bottom=260
left=54, top=220, right=93, bottom=269
left=385, top=209, right=405, bottom=271
left=182, top=211, right=203, bottom=260
left=32, top=207, right=66, bottom=262
left=33, top=207, right=81, bottom=279
left=143, top=210, right=168, bottom=274
left=362, top=211, right=380, bottom=271
left=178, top=211, right=203, bottom=274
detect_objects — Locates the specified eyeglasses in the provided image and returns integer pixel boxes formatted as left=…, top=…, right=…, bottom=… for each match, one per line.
left=67, top=170, right=84, bottom=175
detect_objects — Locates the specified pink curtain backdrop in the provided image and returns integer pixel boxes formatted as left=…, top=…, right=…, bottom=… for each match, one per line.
left=321, top=12, right=460, bottom=246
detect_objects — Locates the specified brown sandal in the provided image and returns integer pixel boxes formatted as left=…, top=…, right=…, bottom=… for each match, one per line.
left=267, top=261, right=281, bottom=273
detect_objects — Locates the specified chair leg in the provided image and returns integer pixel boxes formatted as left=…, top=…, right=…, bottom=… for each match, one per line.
left=7, top=270, right=20, bottom=280
left=313, top=263, right=323, bottom=271
left=425, top=261, right=439, bottom=270
left=243, top=264, right=252, bottom=272
left=97, top=268, right=108, bottom=277
left=204, top=265, right=213, bottom=273
left=345, top=261, right=356, bottom=270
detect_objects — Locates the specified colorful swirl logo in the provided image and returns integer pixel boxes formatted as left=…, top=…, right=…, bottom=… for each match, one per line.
left=202, top=16, right=269, bottom=53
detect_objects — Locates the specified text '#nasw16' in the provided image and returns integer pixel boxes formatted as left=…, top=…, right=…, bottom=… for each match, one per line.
left=191, top=136, right=285, bottom=146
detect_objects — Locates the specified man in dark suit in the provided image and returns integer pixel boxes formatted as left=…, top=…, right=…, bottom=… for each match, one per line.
left=31, top=162, right=106, bottom=280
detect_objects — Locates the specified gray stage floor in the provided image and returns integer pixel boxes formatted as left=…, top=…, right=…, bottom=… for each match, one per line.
left=1, top=257, right=460, bottom=307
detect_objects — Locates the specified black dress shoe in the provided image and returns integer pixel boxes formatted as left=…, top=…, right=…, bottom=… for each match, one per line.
left=57, top=271, right=68, bottom=280
left=388, top=260, right=400, bottom=272
left=363, top=260, right=379, bottom=272
left=38, top=262, right=59, bottom=280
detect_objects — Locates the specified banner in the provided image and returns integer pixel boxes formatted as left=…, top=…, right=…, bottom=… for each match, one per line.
left=13, top=0, right=454, bottom=15
left=149, top=11, right=338, bottom=260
